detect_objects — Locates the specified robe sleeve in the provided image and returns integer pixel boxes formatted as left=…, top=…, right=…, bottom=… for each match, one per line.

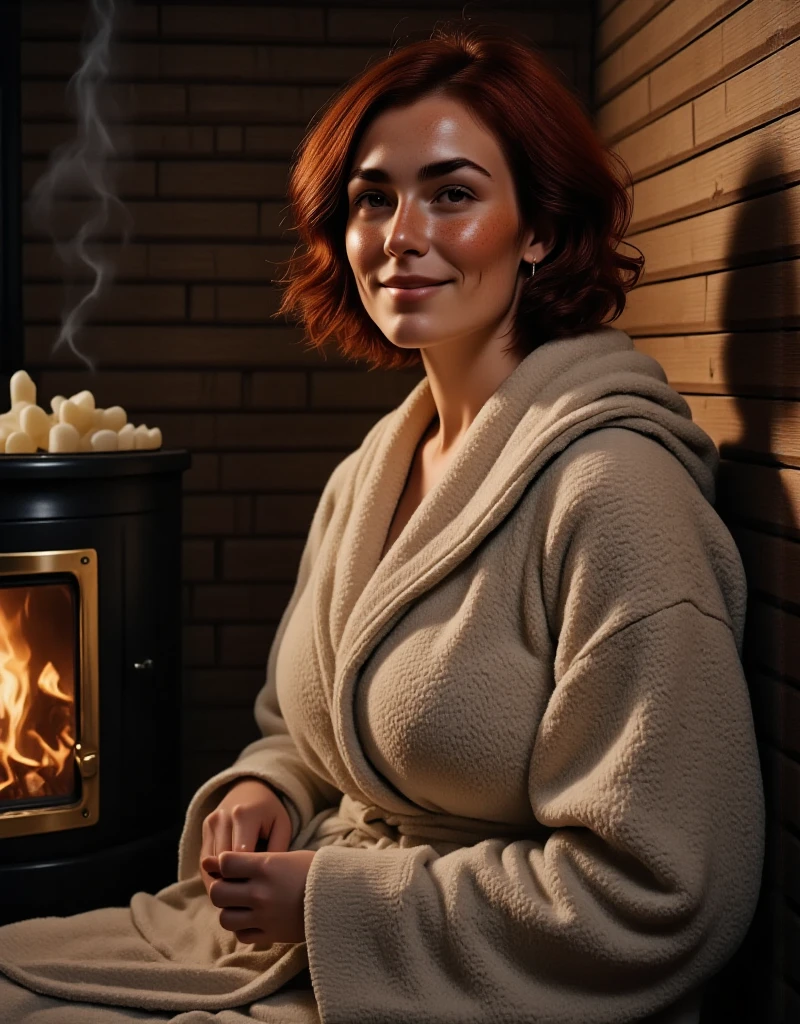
left=177, top=452, right=355, bottom=881
left=302, top=428, right=766, bottom=1023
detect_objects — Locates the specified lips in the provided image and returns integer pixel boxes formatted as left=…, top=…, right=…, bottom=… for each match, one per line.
left=383, top=282, right=449, bottom=301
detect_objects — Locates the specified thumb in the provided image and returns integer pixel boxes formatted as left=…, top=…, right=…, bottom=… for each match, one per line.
left=265, top=809, right=293, bottom=852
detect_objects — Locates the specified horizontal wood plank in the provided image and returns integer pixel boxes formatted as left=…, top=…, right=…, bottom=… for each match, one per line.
left=595, top=0, right=800, bottom=143
left=595, top=0, right=745, bottom=104
left=684, top=394, right=800, bottom=468
left=716, top=458, right=800, bottom=536
left=613, top=39, right=800, bottom=182
left=629, top=185, right=800, bottom=284
left=629, top=110, right=800, bottom=233
left=618, top=259, right=800, bottom=334
left=633, top=332, right=800, bottom=397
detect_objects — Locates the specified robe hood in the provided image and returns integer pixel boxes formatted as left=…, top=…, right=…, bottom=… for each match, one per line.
left=306, top=324, right=721, bottom=816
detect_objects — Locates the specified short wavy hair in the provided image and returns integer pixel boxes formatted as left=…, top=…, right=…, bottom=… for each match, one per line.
left=272, top=21, right=644, bottom=372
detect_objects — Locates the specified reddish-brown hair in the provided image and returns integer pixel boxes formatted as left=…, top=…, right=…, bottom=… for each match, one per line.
left=273, top=21, right=644, bottom=371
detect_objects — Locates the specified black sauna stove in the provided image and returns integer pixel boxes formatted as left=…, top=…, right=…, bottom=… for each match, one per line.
left=0, top=450, right=190, bottom=924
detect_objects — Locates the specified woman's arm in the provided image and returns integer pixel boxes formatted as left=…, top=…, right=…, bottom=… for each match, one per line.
left=300, top=429, right=765, bottom=1022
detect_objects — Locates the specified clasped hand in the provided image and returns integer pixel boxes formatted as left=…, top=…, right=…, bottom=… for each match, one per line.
left=200, top=776, right=316, bottom=946
left=202, top=848, right=316, bottom=946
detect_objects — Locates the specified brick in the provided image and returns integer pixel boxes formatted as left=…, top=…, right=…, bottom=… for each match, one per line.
left=244, top=124, right=308, bottom=156
left=216, top=286, right=281, bottom=321
left=184, top=624, right=216, bottom=667
left=184, top=496, right=253, bottom=536
left=23, top=160, right=156, bottom=199
left=220, top=451, right=351, bottom=492
left=24, top=283, right=186, bottom=323
left=192, top=582, right=289, bottom=621
left=219, top=625, right=272, bottom=667
left=183, top=540, right=215, bottom=581
left=148, top=243, right=280, bottom=280
left=161, top=5, right=325, bottom=42
left=159, top=161, right=287, bottom=200
left=253, top=44, right=381, bottom=82
left=137, top=202, right=259, bottom=239
left=23, top=82, right=186, bottom=120
left=182, top=453, right=220, bottom=491
left=25, top=324, right=344, bottom=368
left=188, top=84, right=303, bottom=121
left=222, top=538, right=305, bottom=581
left=327, top=8, right=556, bottom=43
left=311, top=368, right=422, bottom=408
left=21, top=2, right=157, bottom=37
left=141, top=413, right=216, bottom=450
left=38, top=370, right=241, bottom=410
left=182, top=584, right=192, bottom=622
left=22, top=41, right=160, bottom=79
left=300, top=85, right=343, bottom=122
left=23, top=282, right=185, bottom=321
left=185, top=668, right=268, bottom=706
left=254, top=494, right=318, bottom=534
left=23, top=201, right=137, bottom=244
left=189, top=286, right=215, bottom=320
left=260, top=202, right=294, bottom=236
left=247, top=371, right=306, bottom=407
left=215, top=412, right=376, bottom=449
left=24, top=242, right=148, bottom=280
left=216, top=126, right=243, bottom=153
left=183, top=706, right=261, bottom=749
left=161, top=44, right=258, bottom=81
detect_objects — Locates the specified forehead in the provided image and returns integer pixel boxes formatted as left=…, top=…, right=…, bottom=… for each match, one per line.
left=350, top=94, right=503, bottom=172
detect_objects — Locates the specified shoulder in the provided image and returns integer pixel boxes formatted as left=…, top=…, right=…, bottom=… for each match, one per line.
left=535, top=427, right=747, bottom=641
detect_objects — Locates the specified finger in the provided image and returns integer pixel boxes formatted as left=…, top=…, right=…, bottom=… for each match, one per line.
left=266, top=810, right=292, bottom=853
left=201, top=855, right=222, bottom=879
left=217, top=850, right=267, bottom=879
left=231, top=804, right=261, bottom=854
left=208, top=879, right=253, bottom=909
left=219, top=907, right=258, bottom=933
left=214, top=811, right=233, bottom=859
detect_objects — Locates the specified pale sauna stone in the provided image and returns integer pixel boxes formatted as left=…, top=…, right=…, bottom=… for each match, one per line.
left=71, top=390, right=95, bottom=411
left=50, top=394, right=66, bottom=417
left=49, top=423, right=80, bottom=453
left=91, top=408, right=105, bottom=430
left=102, top=405, right=127, bottom=432
left=10, top=370, right=36, bottom=406
left=117, top=423, right=135, bottom=450
left=79, top=431, right=94, bottom=452
left=59, top=399, right=93, bottom=437
left=91, top=429, right=119, bottom=452
left=19, top=404, right=50, bottom=449
left=144, top=426, right=162, bottom=450
left=5, top=430, right=36, bottom=454
left=133, top=423, right=150, bottom=450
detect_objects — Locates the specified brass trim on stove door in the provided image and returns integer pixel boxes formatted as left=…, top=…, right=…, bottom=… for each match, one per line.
left=0, top=549, right=99, bottom=838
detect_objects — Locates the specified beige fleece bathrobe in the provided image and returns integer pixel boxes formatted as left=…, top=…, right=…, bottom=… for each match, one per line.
left=0, top=325, right=765, bottom=1024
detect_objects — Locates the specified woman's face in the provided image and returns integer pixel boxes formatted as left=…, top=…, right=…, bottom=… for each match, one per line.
left=344, top=92, right=548, bottom=357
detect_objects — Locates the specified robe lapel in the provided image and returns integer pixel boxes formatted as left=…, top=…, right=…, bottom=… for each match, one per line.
left=311, top=326, right=718, bottom=810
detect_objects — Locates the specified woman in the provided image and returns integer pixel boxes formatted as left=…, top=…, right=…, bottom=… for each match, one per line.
left=0, top=22, right=764, bottom=1024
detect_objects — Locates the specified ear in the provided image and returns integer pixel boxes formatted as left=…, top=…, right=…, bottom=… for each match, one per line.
left=524, top=214, right=556, bottom=265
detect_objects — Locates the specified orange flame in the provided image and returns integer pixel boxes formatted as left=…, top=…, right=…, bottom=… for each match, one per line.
left=0, top=588, right=76, bottom=802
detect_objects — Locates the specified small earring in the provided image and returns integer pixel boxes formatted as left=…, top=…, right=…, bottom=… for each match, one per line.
left=530, top=259, right=536, bottom=278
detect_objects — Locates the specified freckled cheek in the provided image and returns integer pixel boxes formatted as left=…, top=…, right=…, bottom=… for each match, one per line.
left=345, top=224, right=379, bottom=270
left=435, top=211, right=519, bottom=270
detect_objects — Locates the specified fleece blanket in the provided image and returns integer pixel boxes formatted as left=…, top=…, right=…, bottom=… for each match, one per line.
left=0, top=326, right=764, bottom=1023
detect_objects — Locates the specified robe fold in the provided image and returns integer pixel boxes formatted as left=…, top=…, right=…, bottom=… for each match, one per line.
left=0, top=326, right=765, bottom=1023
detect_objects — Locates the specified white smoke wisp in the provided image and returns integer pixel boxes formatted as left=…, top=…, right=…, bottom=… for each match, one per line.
left=27, top=0, right=132, bottom=372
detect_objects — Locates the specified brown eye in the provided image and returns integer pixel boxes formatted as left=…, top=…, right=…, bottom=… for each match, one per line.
left=352, top=186, right=475, bottom=210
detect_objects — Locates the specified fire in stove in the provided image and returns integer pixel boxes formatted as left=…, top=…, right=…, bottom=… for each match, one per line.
left=0, top=581, right=77, bottom=807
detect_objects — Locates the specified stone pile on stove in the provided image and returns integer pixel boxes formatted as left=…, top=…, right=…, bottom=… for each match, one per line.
left=0, top=370, right=162, bottom=454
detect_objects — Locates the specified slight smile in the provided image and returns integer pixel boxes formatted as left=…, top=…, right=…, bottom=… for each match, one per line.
left=382, top=282, right=451, bottom=301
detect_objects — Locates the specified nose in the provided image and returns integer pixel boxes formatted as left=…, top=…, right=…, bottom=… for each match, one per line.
left=383, top=197, right=430, bottom=261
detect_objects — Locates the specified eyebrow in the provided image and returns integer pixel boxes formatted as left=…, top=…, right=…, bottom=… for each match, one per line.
left=347, top=157, right=493, bottom=186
